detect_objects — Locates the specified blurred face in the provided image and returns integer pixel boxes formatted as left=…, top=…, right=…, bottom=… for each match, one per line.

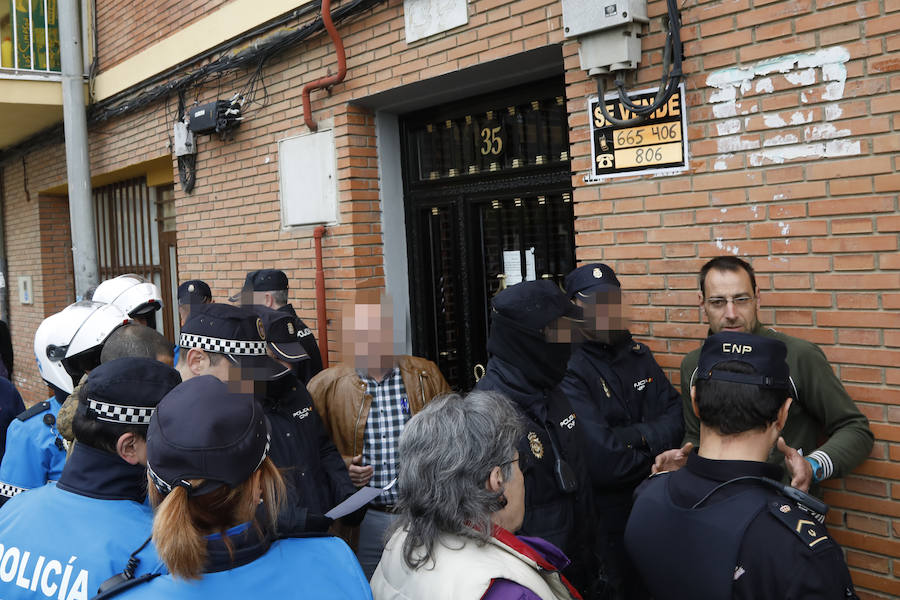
left=180, top=349, right=254, bottom=393
left=490, top=454, right=525, bottom=533
left=576, top=290, right=628, bottom=341
left=701, top=268, right=759, bottom=334
left=340, top=301, right=399, bottom=374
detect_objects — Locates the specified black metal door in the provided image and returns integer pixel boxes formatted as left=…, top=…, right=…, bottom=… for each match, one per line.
left=402, top=78, right=575, bottom=391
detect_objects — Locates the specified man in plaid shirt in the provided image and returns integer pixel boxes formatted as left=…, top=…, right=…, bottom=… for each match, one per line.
left=309, top=292, right=450, bottom=579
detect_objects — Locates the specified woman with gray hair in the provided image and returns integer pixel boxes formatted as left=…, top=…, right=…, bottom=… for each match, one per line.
left=370, top=391, right=582, bottom=600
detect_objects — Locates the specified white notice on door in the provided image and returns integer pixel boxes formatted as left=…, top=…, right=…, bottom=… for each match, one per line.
left=503, top=247, right=536, bottom=286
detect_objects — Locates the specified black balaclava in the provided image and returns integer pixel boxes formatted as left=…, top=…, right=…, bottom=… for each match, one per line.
left=487, top=313, right=571, bottom=391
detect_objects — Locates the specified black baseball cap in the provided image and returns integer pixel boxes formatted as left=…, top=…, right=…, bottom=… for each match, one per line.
left=492, top=280, right=582, bottom=332
left=179, top=303, right=289, bottom=381
left=696, top=332, right=791, bottom=390
left=565, top=263, right=621, bottom=299
left=228, top=269, right=289, bottom=302
left=252, top=306, right=310, bottom=365
left=177, top=280, right=212, bottom=305
left=81, top=357, right=182, bottom=426
left=146, top=375, right=271, bottom=497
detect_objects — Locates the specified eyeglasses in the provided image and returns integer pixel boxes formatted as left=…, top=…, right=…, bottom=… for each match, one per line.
left=704, top=295, right=754, bottom=310
left=499, top=455, right=520, bottom=469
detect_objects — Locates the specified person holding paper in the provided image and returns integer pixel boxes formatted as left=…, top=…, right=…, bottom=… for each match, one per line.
left=308, top=291, right=450, bottom=579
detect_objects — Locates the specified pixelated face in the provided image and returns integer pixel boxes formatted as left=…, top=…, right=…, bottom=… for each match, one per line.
left=701, top=268, right=759, bottom=334
left=544, top=316, right=577, bottom=345
left=576, top=290, right=627, bottom=339
left=341, top=299, right=401, bottom=372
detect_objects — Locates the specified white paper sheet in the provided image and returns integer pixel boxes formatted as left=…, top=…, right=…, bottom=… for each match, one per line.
left=503, top=247, right=536, bottom=286
left=325, top=478, right=397, bottom=519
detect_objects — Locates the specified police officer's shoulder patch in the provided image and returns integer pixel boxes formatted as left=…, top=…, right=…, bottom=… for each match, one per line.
left=16, top=401, right=51, bottom=422
left=768, top=500, right=834, bottom=552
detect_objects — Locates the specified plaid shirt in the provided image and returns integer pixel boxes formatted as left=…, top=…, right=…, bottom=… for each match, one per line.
left=361, top=367, right=409, bottom=507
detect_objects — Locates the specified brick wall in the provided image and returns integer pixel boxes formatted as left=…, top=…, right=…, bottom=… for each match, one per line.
left=1, top=0, right=897, bottom=594
left=95, top=0, right=231, bottom=70
left=565, top=0, right=900, bottom=597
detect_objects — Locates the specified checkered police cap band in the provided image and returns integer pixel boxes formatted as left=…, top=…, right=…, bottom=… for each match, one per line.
left=87, top=398, right=155, bottom=425
left=0, top=482, right=27, bottom=498
left=179, top=333, right=267, bottom=356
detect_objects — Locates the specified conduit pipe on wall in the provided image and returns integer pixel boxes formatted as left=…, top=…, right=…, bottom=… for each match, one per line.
left=302, top=0, right=347, bottom=132
left=314, top=225, right=329, bottom=368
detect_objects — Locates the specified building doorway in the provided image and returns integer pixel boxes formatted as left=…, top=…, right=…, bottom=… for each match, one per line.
left=401, top=78, right=575, bottom=391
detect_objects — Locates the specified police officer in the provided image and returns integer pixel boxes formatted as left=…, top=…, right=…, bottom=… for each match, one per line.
left=474, top=280, right=597, bottom=597
left=93, top=274, right=164, bottom=330
left=0, top=357, right=180, bottom=599
left=0, top=301, right=130, bottom=504
left=176, top=279, right=212, bottom=327
left=230, top=269, right=323, bottom=383
left=254, top=305, right=359, bottom=534
left=100, top=376, right=372, bottom=598
left=560, top=263, right=683, bottom=600
left=623, top=332, right=858, bottom=600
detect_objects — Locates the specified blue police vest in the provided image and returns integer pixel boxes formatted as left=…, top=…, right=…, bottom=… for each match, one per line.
left=0, top=483, right=161, bottom=600
left=0, top=397, right=66, bottom=501
left=114, top=536, right=372, bottom=600
left=624, top=473, right=770, bottom=600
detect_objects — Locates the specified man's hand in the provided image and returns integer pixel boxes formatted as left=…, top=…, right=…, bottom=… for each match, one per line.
left=348, top=454, right=374, bottom=487
left=652, top=442, right=694, bottom=474
left=777, top=437, right=812, bottom=492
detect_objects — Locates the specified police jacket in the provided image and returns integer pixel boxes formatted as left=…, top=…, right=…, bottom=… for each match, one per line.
left=0, top=393, right=67, bottom=504
left=0, top=377, right=25, bottom=464
left=276, top=304, right=324, bottom=384
left=681, top=323, right=874, bottom=487
left=560, top=332, right=683, bottom=525
left=308, top=356, right=450, bottom=463
left=476, top=353, right=596, bottom=597
left=623, top=453, right=857, bottom=600
left=0, top=443, right=162, bottom=600
left=260, top=373, right=358, bottom=534
left=107, top=524, right=373, bottom=599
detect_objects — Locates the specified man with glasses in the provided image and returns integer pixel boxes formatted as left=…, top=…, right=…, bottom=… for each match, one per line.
left=657, top=256, right=873, bottom=495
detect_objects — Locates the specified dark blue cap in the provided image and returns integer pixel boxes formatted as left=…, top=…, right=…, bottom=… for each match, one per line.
left=491, top=280, right=582, bottom=332
left=565, top=263, right=621, bottom=299
left=177, top=280, right=212, bottom=305
left=252, top=305, right=310, bottom=365
left=696, top=332, right=791, bottom=390
left=228, top=269, right=289, bottom=302
left=81, top=357, right=182, bottom=425
left=179, top=303, right=289, bottom=381
left=147, top=375, right=271, bottom=496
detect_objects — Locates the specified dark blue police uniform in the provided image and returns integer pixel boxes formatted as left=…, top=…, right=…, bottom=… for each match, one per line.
left=625, top=453, right=858, bottom=600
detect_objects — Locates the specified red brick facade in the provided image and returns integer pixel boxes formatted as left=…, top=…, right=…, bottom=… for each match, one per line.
left=0, top=0, right=898, bottom=595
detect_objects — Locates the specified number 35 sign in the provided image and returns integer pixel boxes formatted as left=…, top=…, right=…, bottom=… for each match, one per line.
left=587, top=84, right=689, bottom=181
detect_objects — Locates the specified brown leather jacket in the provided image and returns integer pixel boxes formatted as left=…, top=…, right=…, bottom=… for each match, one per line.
left=307, top=355, right=451, bottom=464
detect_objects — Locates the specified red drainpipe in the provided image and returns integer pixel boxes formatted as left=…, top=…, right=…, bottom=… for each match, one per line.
left=313, top=225, right=329, bottom=368
left=302, top=0, right=347, bottom=132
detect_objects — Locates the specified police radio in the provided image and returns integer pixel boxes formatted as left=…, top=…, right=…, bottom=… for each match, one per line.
left=692, top=475, right=828, bottom=518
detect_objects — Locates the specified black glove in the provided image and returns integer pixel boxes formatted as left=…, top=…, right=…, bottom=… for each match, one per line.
left=612, top=425, right=646, bottom=450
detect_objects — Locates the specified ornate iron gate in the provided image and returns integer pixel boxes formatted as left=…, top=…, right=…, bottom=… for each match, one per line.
left=401, top=78, right=576, bottom=391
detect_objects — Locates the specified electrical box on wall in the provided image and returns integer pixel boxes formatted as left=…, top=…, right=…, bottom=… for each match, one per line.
left=562, top=0, right=649, bottom=75
left=279, top=130, right=338, bottom=227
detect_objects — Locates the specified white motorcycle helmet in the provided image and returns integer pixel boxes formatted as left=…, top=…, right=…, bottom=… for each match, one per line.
left=93, top=274, right=163, bottom=328
left=33, top=301, right=131, bottom=394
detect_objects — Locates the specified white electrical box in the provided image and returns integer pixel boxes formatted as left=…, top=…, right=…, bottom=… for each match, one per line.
left=278, top=130, right=338, bottom=227
left=562, top=0, right=648, bottom=38
left=17, top=276, right=32, bottom=305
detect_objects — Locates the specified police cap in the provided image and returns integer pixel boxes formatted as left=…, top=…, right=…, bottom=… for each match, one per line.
left=227, top=269, right=289, bottom=302
left=177, top=279, right=212, bottom=305
left=252, top=305, right=310, bottom=365
left=696, top=331, right=790, bottom=390
left=81, top=357, right=182, bottom=425
left=147, top=375, right=270, bottom=496
left=179, top=303, right=289, bottom=381
left=564, top=263, right=621, bottom=299
left=492, top=280, right=582, bottom=332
